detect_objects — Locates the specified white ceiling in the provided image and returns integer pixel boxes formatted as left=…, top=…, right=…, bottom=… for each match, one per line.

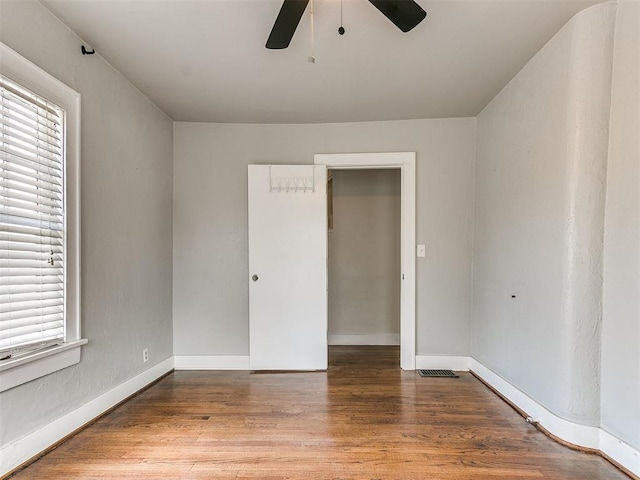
left=41, top=0, right=602, bottom=123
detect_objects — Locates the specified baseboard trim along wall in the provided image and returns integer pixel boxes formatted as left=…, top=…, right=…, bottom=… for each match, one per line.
left=469, top=359, right=601, bottom=448
left=415, top=355, right=471, bottom=371
left=467, top=358, right=640, bottom=478
left=328, top=334, right=400, bottom=346
left=415, top=355, right=639, bottom=477
left=0, top=357, right=174, bottom=477
left=173, top=355, right=250, bottom=370
left=599, top=429, right=640, bottom=478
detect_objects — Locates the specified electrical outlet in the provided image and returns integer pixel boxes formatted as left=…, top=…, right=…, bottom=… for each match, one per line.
left=142, top=348, right=149, bottom=363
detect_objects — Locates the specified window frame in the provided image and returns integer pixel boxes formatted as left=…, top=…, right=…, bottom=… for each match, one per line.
left=0, top=42, right=84, bottom=393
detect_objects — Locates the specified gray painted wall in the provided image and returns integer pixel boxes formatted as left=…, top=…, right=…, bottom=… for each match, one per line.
left=0, top=0, right=173, bottom=448
left=473, top=3, right=615, bottom=427
left=173, top=118, right=476, bottom=357
left=328, top=169, right=401, bottom=342
left=601, top=0, right=640, bottom=451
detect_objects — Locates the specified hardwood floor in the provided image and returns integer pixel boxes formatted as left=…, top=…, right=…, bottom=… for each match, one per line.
left=10, top=346, right=629, bottom=479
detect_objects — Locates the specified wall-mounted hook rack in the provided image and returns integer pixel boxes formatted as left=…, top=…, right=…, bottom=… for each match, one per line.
left=268, top=165, right=315, bottom=193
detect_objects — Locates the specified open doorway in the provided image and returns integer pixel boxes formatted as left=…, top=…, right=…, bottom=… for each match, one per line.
left=315, top=152, right=416, bottom=370
left=327, top=169, right=401, bottom=364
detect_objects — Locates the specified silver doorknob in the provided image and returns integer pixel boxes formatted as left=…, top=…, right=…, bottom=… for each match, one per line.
left=252, top=275, right=259, bottom=282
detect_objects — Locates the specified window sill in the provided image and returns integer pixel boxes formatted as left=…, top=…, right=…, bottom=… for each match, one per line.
left=0, top=339, right=88, bottom=393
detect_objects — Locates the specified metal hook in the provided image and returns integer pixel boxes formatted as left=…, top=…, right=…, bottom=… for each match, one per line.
left=81, top=46, right=96, bottom=55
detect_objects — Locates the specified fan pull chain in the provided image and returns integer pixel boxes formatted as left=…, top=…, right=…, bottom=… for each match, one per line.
left=308, top=0, right=315, bottom=63
left=338, top=0, right=345, bottom=35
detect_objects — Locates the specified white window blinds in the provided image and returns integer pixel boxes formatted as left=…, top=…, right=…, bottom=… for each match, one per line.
left=0, top=74, right=66, bottom=355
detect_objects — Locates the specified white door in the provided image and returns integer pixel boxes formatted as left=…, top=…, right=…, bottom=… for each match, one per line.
left=248, top=165, right=328, bottom=370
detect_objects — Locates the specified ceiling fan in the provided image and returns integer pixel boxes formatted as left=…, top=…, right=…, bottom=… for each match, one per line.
left=266, top=0, right=427, bottom=49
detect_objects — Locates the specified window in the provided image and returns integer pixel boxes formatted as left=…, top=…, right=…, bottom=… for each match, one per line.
left=0, top=42, right=84, bottom=392
left=1, top=76, right=66, bottom=353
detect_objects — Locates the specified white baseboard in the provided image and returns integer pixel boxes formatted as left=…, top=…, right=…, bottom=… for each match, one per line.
left=599, top=429, right=640, bottom=477
left=470, top=358, right=640, bottom=478
left=415, top=355, right=471, bottom=371
left=328, top=334, right=400, bottom=345
left=174, top=355, right=250, bottom=370
left=469, top=358, right=600, bottom=449
left=0, top=357, right=174, bottom=477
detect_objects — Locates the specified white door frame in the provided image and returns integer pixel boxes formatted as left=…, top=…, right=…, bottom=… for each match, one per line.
left=315, top=152, right=416, bottom=370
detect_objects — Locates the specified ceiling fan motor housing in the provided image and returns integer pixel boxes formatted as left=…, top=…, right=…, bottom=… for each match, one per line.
left=266, top=0, right=426, bottom=49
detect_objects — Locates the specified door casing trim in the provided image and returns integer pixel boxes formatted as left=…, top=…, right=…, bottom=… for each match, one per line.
left=315, top=152, right=416, bottom=370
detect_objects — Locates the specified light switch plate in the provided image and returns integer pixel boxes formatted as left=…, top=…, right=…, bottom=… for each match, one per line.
left=417, top=244, right=426, bottom=258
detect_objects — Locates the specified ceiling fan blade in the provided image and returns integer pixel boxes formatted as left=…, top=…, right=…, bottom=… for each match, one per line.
left=368, top=0, right=427, bottom=33
left=266, top=0, right=310, bottom=49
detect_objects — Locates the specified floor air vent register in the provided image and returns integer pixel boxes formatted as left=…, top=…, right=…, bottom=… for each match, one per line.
left=418, top=369, right=459, bottom=378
